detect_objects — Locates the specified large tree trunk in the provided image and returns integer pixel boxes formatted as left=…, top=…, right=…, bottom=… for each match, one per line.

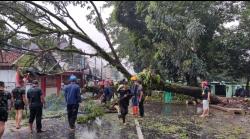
left=149, top=79, right=221, bottom=104
left=185, top=74, right=198, bottom=87
left=246, top=76, right=249, bottom=91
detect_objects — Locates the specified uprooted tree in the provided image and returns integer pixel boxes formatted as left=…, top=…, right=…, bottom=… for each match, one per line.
left=0, top=1, right=247, bottom=101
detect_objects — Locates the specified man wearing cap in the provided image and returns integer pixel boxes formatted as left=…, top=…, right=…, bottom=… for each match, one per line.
left=200, top=81, right=211, bottom=118
left=27, top=80, right=45, bottom=133
left=64, top=75, right=81, bottom=131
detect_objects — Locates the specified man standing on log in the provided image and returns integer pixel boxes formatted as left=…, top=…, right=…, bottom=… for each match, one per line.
left=200, top=81, right=211, bottom=118
left=64, top=75, right=81, bottom=131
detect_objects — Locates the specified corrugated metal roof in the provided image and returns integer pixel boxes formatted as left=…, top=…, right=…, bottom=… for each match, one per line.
left=0, top=51, right=22, bottom=67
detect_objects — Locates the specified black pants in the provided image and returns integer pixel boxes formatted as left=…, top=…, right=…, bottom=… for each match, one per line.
left=29, top=106, right=42, bottom=131
left=120, top=103, right=128, bottom=123
left=139, top=99, right=144, bottom=117
left=67, top=104, right=79, bottom=129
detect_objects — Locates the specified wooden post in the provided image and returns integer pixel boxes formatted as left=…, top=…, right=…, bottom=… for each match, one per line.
left=41, top=76, right=46, bottom=97
left=56, top=75, right=61, bottom=96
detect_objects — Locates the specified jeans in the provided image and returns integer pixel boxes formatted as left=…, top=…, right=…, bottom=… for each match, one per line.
left=67, top=104, right=79, bottom=129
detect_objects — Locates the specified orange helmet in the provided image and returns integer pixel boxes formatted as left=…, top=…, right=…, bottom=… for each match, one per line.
left=130, top=75, right=138, bottom=81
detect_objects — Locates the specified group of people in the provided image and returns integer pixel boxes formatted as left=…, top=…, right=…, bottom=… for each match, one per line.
left=117, top=76, right=144, bottom=125
left=0, top=79, right=45, bottom=138
left=0, top=74, right=83, bottom=138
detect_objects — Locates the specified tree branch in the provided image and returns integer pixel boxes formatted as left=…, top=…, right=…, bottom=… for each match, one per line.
left=61, top=2, right=88, bottom=36
left=0, top=3, right=58, bottom=33
left=89, top=1, right=120, bottom=61
left=26, top=1, right=76, bottom=33
left=42, top=47, right=98, bottom=57
left=1, top=42, right=97, bottom=57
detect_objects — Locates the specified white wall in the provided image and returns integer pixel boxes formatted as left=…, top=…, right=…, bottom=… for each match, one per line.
left=0, top=70, right=16, bottom=92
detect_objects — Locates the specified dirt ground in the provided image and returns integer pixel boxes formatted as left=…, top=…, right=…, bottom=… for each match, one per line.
left=3, top=102, right=250, bottom=139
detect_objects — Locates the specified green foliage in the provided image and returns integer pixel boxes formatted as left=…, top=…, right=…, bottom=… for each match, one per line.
left=77, top=100, right=104, bottom=124
left=172, top=93, right=194, bottom=104
left=9, top=108, right=30, bottom=120
left=45, top=93, right=65, bottom=111
left=137, top=68, right=161, bottom=90
left=110, top=1, right=244, bottom=85
left=16, top=55, right=35, bottom=67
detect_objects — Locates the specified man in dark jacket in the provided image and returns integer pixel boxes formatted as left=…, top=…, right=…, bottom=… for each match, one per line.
left=0, top=81, right=12, bottom=138
left=27, top=80, right=45, bottom=133
left=64, top=75, right=81, bottom=131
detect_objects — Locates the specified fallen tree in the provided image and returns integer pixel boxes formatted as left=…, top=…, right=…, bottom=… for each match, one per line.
left=0, top=2, right=224, bottom=104
left=137, top=69, right=222, bottom=104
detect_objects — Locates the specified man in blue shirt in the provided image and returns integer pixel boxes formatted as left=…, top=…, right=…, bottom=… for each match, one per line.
left=64, top=75, right=81, bottom=131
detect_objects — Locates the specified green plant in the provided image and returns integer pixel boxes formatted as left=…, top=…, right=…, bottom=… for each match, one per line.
left=45, top=94, right=65, bottom=111
left=172, top=93, right=194, bottom=104
left=77, top=100, right=104, bottom=124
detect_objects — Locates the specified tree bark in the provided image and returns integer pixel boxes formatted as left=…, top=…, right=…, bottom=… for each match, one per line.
left=149, top=79, right=221, bottom=104
left=246, top=76, right=249, bottom=91
left=185, top=74, right=198, bottom=87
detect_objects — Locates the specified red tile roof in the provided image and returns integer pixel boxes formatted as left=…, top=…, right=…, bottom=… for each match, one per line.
left=0, top=51, right=22, bottom=67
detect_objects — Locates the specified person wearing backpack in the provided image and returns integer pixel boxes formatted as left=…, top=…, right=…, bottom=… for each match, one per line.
left=0, top=81, right=12, bottom=138
left=11, top=80, right=27, bottom=129
left=27, top=80, right=45, bottom=133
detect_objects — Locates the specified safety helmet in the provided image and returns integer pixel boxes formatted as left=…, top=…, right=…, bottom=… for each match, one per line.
left=69, top=75, right=77, bottom=81
left=130, top=75, right=138, bottom=81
